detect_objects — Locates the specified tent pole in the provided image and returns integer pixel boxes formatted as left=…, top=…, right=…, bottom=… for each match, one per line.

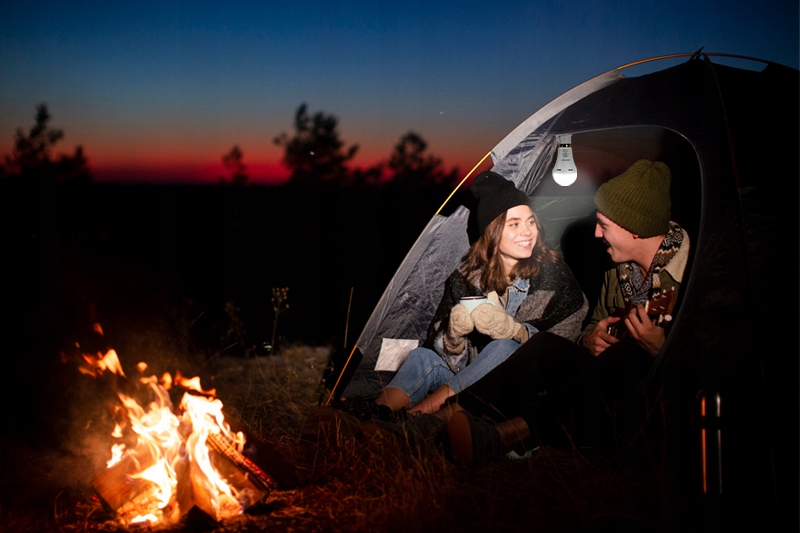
left=435, top=151, right=493, bottom=215
left=616, top=52, right=770, bottom=71
left=325, top=344, right=360, bottom=406
left=343, top=286, right=354, bottom=348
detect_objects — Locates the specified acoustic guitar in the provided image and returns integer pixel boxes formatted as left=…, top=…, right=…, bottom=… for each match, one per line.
left=606, top=287, right=676, bottom=340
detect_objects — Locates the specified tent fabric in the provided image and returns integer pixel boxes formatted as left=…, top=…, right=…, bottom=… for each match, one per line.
left=340, top=56, right=798, bottom=505
left=344, top=136, right=563, bottom=398
left=345, top=209, right=470, bottom=396
left=489, top=69, right=623, bottom=165
left=343, top=65, right=666, bottom=399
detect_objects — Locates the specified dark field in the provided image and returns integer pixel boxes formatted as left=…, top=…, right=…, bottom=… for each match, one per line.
left=7, top=181, right=469, bottom=352
left=0, top=180, right=784, bottom=531
left=0, top=333, right=718, bottom=533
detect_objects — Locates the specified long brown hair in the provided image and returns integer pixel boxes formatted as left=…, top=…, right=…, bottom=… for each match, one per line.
left=459, top=206, right=561, bottom=294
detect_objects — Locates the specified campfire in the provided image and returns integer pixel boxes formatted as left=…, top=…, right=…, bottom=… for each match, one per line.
left=73, top=324, right=276, bottom=527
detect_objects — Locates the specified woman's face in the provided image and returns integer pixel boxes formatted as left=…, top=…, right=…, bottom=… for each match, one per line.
left=497, top=204, right=538, bottom=272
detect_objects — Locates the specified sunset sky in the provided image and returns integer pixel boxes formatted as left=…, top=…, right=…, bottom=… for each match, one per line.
left=1, top=1, right=797, bottom=185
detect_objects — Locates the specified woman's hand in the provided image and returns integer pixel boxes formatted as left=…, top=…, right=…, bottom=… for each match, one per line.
left=448, top=304, right=474, bottom=337
left=443, top=304, right=473, bottom=354
left=471, top=291, right=524, bottom=340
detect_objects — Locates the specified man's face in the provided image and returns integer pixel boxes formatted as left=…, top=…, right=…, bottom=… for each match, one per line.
left=594, top=212, right=637, bottom=263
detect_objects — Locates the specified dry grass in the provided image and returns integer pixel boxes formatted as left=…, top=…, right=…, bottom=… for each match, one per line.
left=0, top=340, right=710, bottom=533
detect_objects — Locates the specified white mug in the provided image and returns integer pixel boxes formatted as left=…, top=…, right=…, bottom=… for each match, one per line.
left=459, top=296, right=494, bottom=313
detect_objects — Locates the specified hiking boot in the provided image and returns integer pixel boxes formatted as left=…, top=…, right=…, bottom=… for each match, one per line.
left=306, top=406, right=363, bottom=441
left=331, top=396, right=408, bottom=423
left=447, top=410, right=504, bottom=468
left=362, top=413, right=447, bottom=449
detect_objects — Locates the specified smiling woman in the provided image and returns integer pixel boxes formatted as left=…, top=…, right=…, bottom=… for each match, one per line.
left=496, top=204, right=539, bottom=271
left=328, top=171, right=589, bottom=421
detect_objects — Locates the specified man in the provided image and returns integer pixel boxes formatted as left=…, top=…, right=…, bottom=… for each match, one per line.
left=445, top=159, right=691, bottom=467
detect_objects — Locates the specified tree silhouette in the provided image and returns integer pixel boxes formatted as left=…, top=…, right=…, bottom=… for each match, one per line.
left=386, top=131, right=458, bottom=188
left=1, top=104, right=90, bottom=183
left=273, top=104, right=358, bottom=184
left=221, top=144, right=248, bottom=186
left=349, top=164, right=383, bottom=187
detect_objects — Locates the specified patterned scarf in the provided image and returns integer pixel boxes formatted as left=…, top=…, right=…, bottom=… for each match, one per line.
left=617, top=222, right=684, bottom=305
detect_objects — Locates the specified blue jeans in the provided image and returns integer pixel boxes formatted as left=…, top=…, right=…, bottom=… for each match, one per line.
left=384, top=339, right=521, bottom=407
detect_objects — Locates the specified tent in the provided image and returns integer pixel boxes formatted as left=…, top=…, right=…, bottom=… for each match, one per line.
left=331, top=53, right=799, bottom=508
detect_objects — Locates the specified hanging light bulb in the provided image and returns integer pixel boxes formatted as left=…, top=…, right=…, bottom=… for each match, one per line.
left=552, top=134, right=577, bottom=186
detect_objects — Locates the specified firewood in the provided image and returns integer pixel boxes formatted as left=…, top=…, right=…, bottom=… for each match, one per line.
left=206, top=431, right=278, bottom=494
left=92, top=447, right=155, bottom=511
left=224, top=409, right=299, bottom=488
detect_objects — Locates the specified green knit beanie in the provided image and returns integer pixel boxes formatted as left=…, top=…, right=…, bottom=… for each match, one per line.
left=594, top=159, right=671, bottom=237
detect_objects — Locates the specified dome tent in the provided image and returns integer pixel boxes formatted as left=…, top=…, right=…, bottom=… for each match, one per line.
left=330, top=53, right=798, bottom=514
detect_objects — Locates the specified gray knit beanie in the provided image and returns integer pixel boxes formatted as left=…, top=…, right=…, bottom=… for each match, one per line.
left=594, top=159, right=671, bottom=237
left=471, top=171, right=531, bottom=234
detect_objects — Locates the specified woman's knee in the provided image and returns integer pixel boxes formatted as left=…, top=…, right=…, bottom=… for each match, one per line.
left=403, top=347, right=442, bottom=371
left=397, top=348, right=452, bottom=386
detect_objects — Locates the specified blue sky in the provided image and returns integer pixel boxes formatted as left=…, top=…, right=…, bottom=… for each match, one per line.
left=1, top=0, right=797, bottom=183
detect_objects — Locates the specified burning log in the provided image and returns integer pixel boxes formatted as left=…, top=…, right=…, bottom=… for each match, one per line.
left=206, top=431, right=278, bottom=494
left=82, top=350, right=283, bottom=527
left=64, top=324, right=296, bottom=526
left=92, top=444, right=158, bottom=512
left=92, top=430, right=277, bottom=525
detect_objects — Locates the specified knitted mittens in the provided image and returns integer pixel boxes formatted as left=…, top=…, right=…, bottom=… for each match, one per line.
left=471, top=291, right=526, bottom=342
left=444, top=303, right=473, bottom=354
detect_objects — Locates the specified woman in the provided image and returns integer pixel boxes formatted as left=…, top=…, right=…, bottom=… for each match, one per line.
left=370, top=171, right=588, bottom=418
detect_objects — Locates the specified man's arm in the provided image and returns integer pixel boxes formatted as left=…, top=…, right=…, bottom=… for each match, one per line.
left=581, top=316, right=622, bottom=356
left=579, top=269, right=667, bottom=357
left=623, top=304, right=666, bottom=356
left=578, top=269, right=618, bottom=356
left=582, top=301, right=667, bottom=357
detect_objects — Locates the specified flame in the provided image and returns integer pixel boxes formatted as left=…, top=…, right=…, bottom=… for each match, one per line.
left=63, top=322, right=127, bottom=378
left=101, top=363, right=246, bottom=526
left=69, top=323, right=264, bottom=526
left=107, top=443, right=126, bottom=468
left=175, top=370, right=216, bottom=396
left=78, top=348, right=125, bottom=378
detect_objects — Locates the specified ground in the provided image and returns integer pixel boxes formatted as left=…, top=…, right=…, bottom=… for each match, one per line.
left=0, top=340, right=721, bottom=533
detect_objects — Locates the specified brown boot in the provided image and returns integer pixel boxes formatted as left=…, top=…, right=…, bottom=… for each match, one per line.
left=448, top=412, right=531, bottom=467
left=447, top=410, right=505, bottom=468
left=361, top=414, right=448, bottom=450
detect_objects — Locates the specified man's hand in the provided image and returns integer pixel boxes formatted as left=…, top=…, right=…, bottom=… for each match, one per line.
left=623, top=304, right=665, bottom=356
left=582, top=316, right=621, bottom=356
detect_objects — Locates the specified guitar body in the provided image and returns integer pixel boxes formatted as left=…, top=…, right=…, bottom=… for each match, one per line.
left=606, top=288, right=676, bottom=340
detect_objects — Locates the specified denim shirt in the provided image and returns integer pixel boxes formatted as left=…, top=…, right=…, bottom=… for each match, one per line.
left=505, top=277, right=539, bottom=338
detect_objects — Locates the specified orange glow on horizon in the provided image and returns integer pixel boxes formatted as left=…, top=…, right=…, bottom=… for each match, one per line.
left=93, top=160, right=291, bottom=185
left=88, top=145, right=486, bottom=186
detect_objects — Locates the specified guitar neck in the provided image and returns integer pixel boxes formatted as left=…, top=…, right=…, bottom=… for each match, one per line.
left=606, top=287, right=676, bottom=339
